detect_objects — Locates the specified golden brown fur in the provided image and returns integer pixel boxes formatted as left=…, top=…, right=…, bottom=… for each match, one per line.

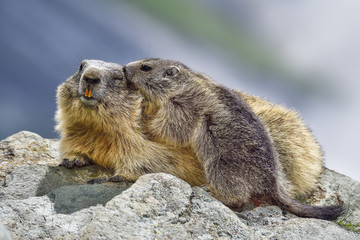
left=55, top=60, right=205, bottom=185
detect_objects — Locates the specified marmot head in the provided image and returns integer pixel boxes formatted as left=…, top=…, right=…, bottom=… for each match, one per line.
left=56, top=60, right=143, bottom=127
left=123, top=58, right=195, bottom=101
left=58, top=59, right=125, bottom=109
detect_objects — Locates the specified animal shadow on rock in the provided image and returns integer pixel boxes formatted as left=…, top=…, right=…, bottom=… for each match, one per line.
left=35, top=165, right=132, bottom=214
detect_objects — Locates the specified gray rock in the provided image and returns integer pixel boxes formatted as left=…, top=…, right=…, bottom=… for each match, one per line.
left=237, top=206, right=360, bottom=239
left=0, top=164, right=120, bottom=201
left=79, top=174, right=258, bottom=240
left=0, top=131, right=59, bottom=181
left=0, top=222, right=11, bottom=240
left=0, top=131, right=359, bottom=239
left=49, top=183, right=129, bottom=214
left=306, top=169, right=360, bottom=224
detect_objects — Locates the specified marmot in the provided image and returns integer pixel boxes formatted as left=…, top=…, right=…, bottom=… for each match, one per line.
left=55, top=59, right=206, bottom=186
left=56, top=59, right=323, bottom=197
left=123, top=58, right=343, bottom=220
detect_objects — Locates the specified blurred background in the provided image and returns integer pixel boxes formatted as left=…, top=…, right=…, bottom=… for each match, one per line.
left=1, top=0, right=359, bottom=181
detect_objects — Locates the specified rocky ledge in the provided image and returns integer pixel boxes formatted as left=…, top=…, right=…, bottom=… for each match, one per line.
left=0, top=131, right=359, bottom=239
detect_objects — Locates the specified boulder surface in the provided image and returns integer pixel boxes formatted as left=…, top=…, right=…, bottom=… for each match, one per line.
left=0, top=131, right=359, bottom=239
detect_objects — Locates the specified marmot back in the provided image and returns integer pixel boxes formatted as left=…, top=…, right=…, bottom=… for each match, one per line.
left=123, top=58, right=343, bottom=220
left=238, top=91, right=323, bottom=197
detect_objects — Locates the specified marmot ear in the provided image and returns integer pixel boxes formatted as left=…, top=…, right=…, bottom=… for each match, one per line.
left=165, top=66, right=180, bottom=77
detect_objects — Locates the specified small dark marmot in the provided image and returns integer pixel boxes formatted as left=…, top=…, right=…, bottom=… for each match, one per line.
left=123, top=58, right=343, bottom=220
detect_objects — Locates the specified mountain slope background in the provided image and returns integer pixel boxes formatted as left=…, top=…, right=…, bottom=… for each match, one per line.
left=0, top=0, right=359, bottom=181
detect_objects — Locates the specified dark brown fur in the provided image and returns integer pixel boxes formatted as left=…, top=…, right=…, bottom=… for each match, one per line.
left=123, top=58, right=344, bottom=220
left=237, top=91, right=323, bottom=197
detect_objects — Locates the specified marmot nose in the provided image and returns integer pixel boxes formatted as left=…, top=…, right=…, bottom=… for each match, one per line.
left=84, top=76, right=100, bottom=85
left=122, top=66, right=128, bottom=79
left=123, top=65, right=134, bottom=81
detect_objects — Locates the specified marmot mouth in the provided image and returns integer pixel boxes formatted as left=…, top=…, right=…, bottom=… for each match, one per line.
left=126, top=80, right=138, bottom=91
left=80, top=95, right=99, bottom=108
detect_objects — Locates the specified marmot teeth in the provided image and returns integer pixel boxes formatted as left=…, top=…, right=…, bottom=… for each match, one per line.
left=84, top=89, right=92, bottom=98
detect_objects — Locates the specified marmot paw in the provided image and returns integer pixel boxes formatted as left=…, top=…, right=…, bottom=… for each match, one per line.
left=59, top=155, right=93, bottom=169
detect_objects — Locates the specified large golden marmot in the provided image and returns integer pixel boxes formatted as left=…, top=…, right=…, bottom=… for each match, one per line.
left=123, top=58, right=342, bottom=220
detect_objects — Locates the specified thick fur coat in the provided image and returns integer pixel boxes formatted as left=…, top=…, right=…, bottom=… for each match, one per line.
left=123, top=58, right=343, bottom=220
left=56, top=60, right=205, bottom=185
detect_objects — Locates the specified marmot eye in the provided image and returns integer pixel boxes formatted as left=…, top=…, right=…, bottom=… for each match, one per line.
left=140, top=65, right=152, bottom=72
left=79, top=63, right=84, bottom=71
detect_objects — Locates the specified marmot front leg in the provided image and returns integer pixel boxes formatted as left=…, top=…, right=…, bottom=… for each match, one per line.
left=59, top=153, right=94, bottom=169
left=194, top=120, right=252, bottom=209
